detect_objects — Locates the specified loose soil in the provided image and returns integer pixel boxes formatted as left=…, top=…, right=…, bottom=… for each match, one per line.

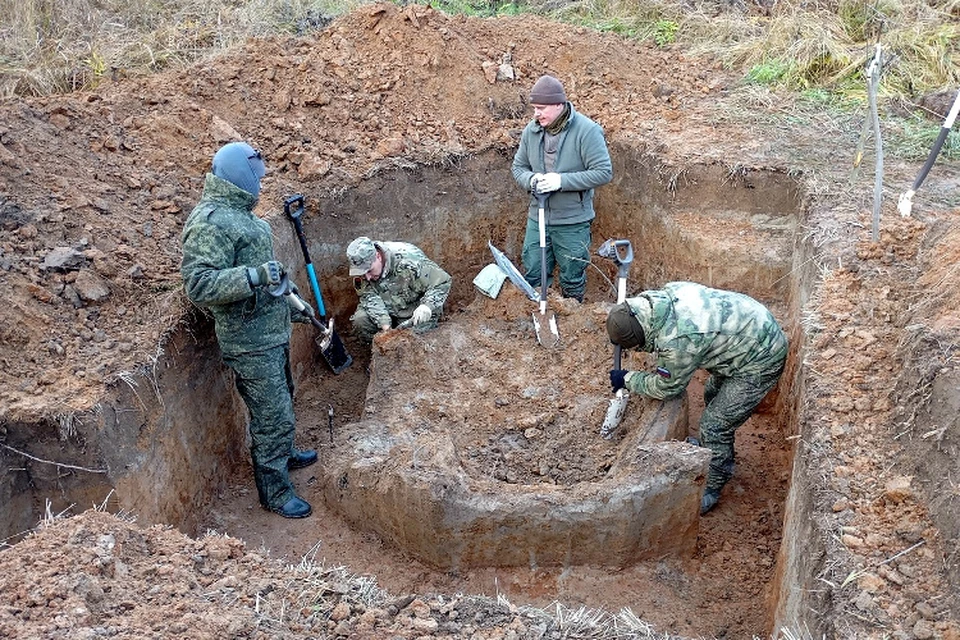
left=1, top=3, right=958, bottom=640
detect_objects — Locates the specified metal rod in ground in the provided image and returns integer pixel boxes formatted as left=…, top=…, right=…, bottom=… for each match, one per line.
left=328, top=405, right=334, bottom=443
left=866, top=44, right=884, bottom=242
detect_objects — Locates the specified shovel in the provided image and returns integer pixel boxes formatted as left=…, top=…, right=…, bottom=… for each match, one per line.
left=532, top=190, right=560, bottom=348
left=597, top=239, right=634, bottom=439
left=488, top=241, right=538, bottom=301
left=286, top=291, right=351, bottom=374
left=284, top=194, right=352, bottom=375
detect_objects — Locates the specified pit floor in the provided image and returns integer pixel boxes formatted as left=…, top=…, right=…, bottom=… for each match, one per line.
left=199, top=322, right=792, bottom=639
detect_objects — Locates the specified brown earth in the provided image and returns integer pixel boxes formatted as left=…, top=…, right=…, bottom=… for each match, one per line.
left=1, top=3, right=959, bottom=640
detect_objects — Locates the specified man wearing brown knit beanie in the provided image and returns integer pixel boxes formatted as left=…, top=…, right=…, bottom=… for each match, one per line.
left=511, top=74, right=613, bottom=303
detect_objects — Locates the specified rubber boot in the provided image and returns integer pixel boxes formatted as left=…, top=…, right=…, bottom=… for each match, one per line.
left=288, top=449, right=318, bottom=470
left=700, top=489, right=720, bottom=515
left=271, top=496, right=312, bottom=518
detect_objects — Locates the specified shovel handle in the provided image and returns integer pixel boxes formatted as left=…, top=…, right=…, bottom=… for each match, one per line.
left=536, top=191, right=549, bottom=311
left=284, top=194, right=328, bottom=318
left=287, top=292, right=326, bottom=330
left=535, top=190, right=549, bottom=210
left=284, top=194, right=305, bottom=221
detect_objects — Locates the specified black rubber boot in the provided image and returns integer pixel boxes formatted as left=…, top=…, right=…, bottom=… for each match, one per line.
left=288, top=449, right=318, bottom=470
left=700, top=489, right=720, bottom=515
left=271, top=496, right=312, bottom=518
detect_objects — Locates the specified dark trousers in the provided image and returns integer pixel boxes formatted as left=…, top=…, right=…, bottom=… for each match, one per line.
left=222, top=344, right=297, bottom=510
left=522, top=219, right=592, bottom=302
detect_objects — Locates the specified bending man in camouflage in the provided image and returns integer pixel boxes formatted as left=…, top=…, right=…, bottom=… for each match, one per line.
left=606, top=281, right=788, bottom=515
left=346, top=236, right=451, bottom=341
left=180, top=141, right=316, bottom=520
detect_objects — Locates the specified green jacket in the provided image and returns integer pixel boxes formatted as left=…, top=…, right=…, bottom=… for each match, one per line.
left=180, top=173, right=291, bottom=355
left=623, top=282, right=788, bottom=400
left=511, top=104, right=613, bottom=225
left=354, top=241, right=451, bottom=326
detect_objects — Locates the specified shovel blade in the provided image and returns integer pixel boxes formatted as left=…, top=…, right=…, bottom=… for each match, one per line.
left=600, top=390, right=629, bottom=439
left=314, top=318, right=352, bottom=375
left=318, top=330, right=352, bottom=374
left=532, top=310, right=560, bottom=347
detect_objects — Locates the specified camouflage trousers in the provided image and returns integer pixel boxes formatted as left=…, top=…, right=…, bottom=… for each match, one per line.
left=700, top=362, right=785, bottom=492
left=222, top=344, right=297, bottom=511
left=521, top=219, right=591, bottom=302
left=350, top=307, right=439, bottom=341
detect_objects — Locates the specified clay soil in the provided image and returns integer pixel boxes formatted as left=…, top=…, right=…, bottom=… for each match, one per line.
left=1, top=3, right=959, bottom=639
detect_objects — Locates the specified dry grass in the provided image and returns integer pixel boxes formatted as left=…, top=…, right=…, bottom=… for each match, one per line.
left=1, top=0, right=956, bottom=100
left=0, top=0, right=361, bottom=98
left=547, top=0, right=958, bottom=97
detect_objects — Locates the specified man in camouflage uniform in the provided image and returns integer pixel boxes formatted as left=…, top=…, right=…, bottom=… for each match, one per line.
left=180, top=141, right=316, bottom=519
left=346, top=236, right=451, bottom=341
left=606, top=281, right=788, bottom=515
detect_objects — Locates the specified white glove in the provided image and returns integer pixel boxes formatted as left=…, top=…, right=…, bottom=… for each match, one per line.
left=529, top=173, right=544, bottom=191
left=412, top=304, right=433, bottom=325
left=536, top=172, right=562, bottom=193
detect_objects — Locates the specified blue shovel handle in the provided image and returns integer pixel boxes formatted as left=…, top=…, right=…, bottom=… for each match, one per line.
left=285, top=194, right=327, bottom=318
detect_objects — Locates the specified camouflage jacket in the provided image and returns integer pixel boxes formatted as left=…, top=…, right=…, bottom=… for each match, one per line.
left=354, top=241, right=451, bottom=326
left=622, top=281, right=788, bottom=400
left=180, top=173, right=290, bottom=355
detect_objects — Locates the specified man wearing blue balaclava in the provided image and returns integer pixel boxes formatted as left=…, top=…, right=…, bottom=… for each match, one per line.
left=180, top=141, right=316, bottom=519
left=212, top=141, right=266, bottom=198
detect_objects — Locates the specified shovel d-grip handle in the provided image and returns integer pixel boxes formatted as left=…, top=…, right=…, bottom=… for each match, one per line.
left=613, top=240, right=633, bottom=270
left=284, top=194, right=305, bottom=221
left=597, top=238, right=633, bottom=301
left=598, top=239, right=633, bottom=268
left=534, top=190, right=549, bottom=210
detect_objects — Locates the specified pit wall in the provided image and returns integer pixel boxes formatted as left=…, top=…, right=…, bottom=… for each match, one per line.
left=300, top=145, right=799, bottom=327
left=324, top=398, right=710, bottom=569
left=596, top=142, right=799, bottom=302
left=768, top=199, right=830, bottom=637
left=0, top=314, right=247, bottom=542
left=1, top=251, right=319, bottom=544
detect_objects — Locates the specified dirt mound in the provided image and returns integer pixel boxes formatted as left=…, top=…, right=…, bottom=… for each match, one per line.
left=0, top=509, right=591, bottom=639
left=0, top=2, right=718, bottom=421
left=368, top=287, right=628, bottom=486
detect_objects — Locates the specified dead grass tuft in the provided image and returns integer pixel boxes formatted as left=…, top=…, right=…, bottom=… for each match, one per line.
left=0, top=0, right=361, bottom=98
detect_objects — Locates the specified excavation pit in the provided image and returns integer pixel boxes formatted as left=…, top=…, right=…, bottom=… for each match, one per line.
left=5, top=5, right=959, bottom=635
left=0, top=150, right=802, bottom=636
left=322, top=287, right=712, bottom=569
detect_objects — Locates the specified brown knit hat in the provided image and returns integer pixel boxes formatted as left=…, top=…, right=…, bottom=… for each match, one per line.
left=529, top=75, right=567, bottom=105
left=606, top=302, right=646, bottom=349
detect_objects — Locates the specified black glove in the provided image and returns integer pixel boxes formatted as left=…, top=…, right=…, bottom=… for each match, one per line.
left=610, top=369, right=628, bottom=392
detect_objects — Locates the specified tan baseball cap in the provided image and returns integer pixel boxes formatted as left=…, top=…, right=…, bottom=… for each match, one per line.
left=347, top=236, right=377, bottom=276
